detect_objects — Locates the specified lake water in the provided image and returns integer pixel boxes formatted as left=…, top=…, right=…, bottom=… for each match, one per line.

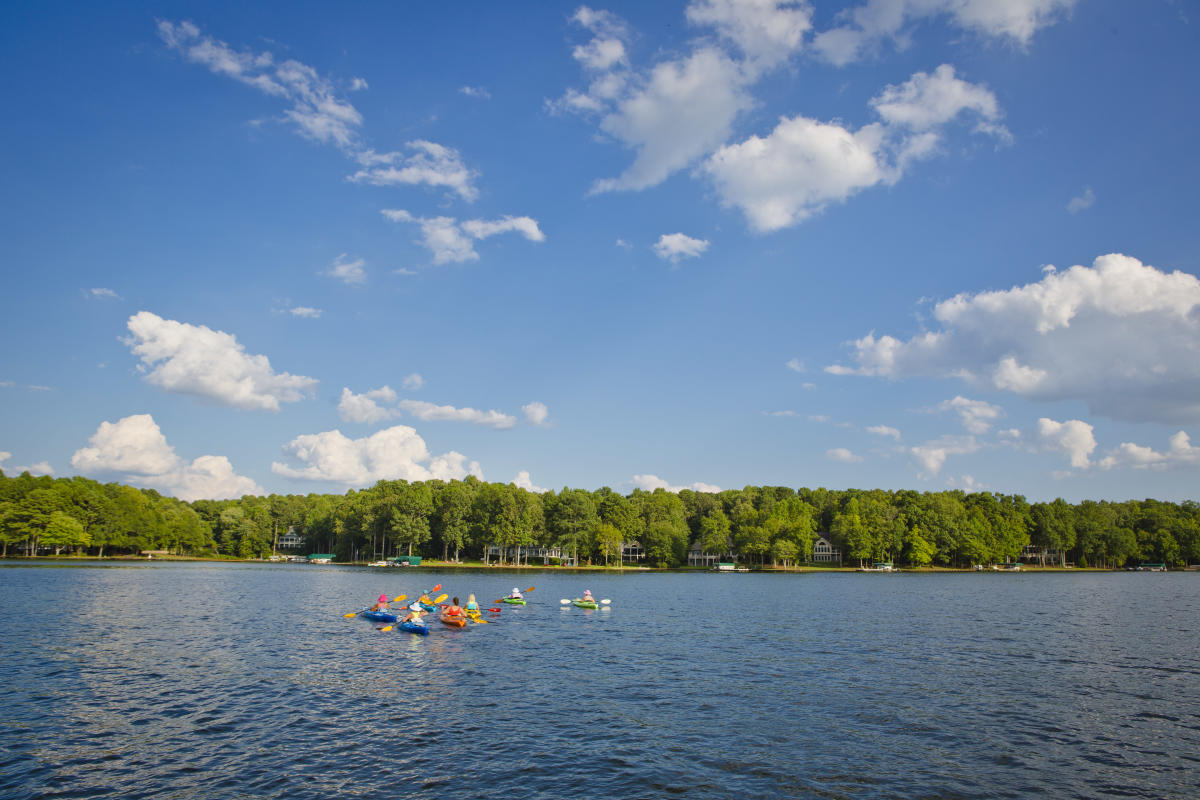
left=1, top=562, right=1198, bottom=799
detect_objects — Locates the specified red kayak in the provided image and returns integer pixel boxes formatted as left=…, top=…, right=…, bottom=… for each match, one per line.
left=440, top=613, right=467, bottom=628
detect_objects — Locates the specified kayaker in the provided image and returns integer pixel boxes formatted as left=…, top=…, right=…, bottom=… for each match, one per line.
left=444, top=597, right=465, bottom=617
left=370, top=594, right=389, bottom=611
left=507, top=587, right=523, bottom=600
left=582, top=589, right=595, bottom=603
left=401, top=605, right=423, bottom=626
left=465, top=593, right=480, bottom=612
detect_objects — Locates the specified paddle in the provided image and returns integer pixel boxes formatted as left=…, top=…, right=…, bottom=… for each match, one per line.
left=392, top=594, right=407, bottom=604
left=381, top=624, right=393, bottom=632
left=431, top=593, right=448, bottom=605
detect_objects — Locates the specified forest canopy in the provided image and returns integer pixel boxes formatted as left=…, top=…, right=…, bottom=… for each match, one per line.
left=2, top=470, right=1197, bottom=568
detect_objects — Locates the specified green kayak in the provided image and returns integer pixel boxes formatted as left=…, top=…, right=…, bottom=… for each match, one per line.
left=572, top=598, right=599, bottom=609
left=501, top=597, right=526, bottom=605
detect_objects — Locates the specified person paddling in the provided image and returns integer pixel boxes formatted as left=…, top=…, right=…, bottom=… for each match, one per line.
left=506, top=586, right=524, bottom=600
left=370, top=594, right=389, bottom=612
left=444, top=597, right=465, bottom=617
left=401, top=603, right=424, bottom=627
left=582, top=589, right=595, bottom=604
left=465, top=593, right=480, bottom=613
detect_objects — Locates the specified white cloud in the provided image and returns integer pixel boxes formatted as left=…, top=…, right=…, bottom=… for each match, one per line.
left=349, top=77, right=369, bottom=91
left=158, top=20, right=363, bottom=150
left=554, top=9, right=753, bottom=193
left=522, top=401, right=549, bottom=426
left=271, top=425, right=481, bottom=486
left=338, top=386, right=399, bottom=424
left=402, top=373, right=425, bottom=391
left=591, top=47, right=752, bottom=193
left=71, top=414, right=262, bottom=501
left=125, top=311, right=317, bottom=411
left=0, top=453, right=54, bottom=476
left=940, top=395, right=1003, bottom=434
left=703, top=65, right=1005, bottom=231
left=348, top=141, right=479, bottom=202
left=870, top=63, right=1008, bottom=140
left=340, top=385, right=516, bottom=429
left=867, top=425, right=901, bottom=439
left=1067, top=186, right=1095, bottom=213
left=89, top=288, right=121, bottom=300
left=511, top=470, right=548, bottom=493
left=397, top=399, right=517, bottom=429
left=382, top=209, right=545, bottom=264
left=1037, top=417, right=1096, bottom=469
left=1098, top=431, right=1200, bottom=471
left=652, top=233, right=710, bottom=263
left=812, top=0, right=1077, bottom=67
left=910, top=435, right=980, bottom=477
left=323, top=253, right=366, bottom=285
left=686, top=0, right=813, bottom=71
left=785, top=358, right=805, bottom=373
left=825, top=254, right=1200, bottom=424
left=826, top=447, right=863, bottom=463
left=631, top=474, right=721, bottom=493
left=288, top=306, right=322, bottom=318
left=459, top=85, right=491, bottom=99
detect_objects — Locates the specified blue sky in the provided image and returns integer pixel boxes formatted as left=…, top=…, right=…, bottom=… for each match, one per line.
left=2, top=0, right=1199, bottom=503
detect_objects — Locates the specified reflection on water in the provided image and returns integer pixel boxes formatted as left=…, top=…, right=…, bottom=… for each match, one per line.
left=2, top=563, right=1198, bottom=799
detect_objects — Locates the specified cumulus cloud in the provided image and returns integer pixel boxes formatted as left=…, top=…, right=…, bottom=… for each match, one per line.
left=826, top=447, right=863, bottom=463
left=703, top=64, right=1005, bottom=231
left=1098, top=431, right=1200, bottom=471
left=71, top=414, right=262, bottom=501
left=0, top=452, right=54, bottom=477
left=812, top=0, right=1077, bottom=67
left=552, top=8, right=753, bottom=193
left=339, top=386, right=517, bottom=428
left=1037, top=417, right=1096, bottom=469
left=382, top=209, right=544, bottom=264
left=338, top=386, right=399, bottom=424
left=324, top=253, right=366, bottom=285
left=402, top=373, right=425, bottom=391
left=397, top=400, right=516, bottom=429
left=686, top=0, right=812, bottom=71
left=511, top=470, right=548, bottom=493
left=348, top=141, right=479, bottom=202
left=940, top=396, right=1003, bottom=434
left=652, top=233, right=710, bottom=263
left=592, top=48, right=752, bottom=194
left=1067, top=186, right=1095, bottom=213
left=910, top=435, right=980, bottom=477
left=158, top=20, right=363, bottom=149
left=631, top=474, right=721, bottom=493
left=522, top=401, right=549, bottom=426
left=825, top=254, right=1200, bottom=424
left=271, top=425, right=482, bottom=486
left=125, top=311, right=317, bottom=411
left=867, top=425, right=901, bottom=439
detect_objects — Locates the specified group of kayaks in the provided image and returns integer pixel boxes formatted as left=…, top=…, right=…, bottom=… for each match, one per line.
left=350, top=584, right=608, bottom=636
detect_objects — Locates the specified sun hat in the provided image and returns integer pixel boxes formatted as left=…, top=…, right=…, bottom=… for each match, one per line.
left=378, top=595, right=387, bottom=603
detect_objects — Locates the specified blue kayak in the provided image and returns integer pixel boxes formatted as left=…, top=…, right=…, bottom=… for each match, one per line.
left=420, top=602, right=439, bottom=612
left=400, top=620, right=429, bottom=635
left=360, top=608, right=399, bottom=623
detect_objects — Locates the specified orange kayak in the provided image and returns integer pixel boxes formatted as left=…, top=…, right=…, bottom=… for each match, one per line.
left=439, top=614, right=467, bottom=628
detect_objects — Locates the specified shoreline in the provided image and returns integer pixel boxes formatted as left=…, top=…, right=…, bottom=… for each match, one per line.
left=0, top=555, right=1165, bottom=573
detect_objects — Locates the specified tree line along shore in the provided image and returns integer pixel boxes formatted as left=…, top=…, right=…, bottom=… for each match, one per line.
left=2, top=470, right=1197, bottom=569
